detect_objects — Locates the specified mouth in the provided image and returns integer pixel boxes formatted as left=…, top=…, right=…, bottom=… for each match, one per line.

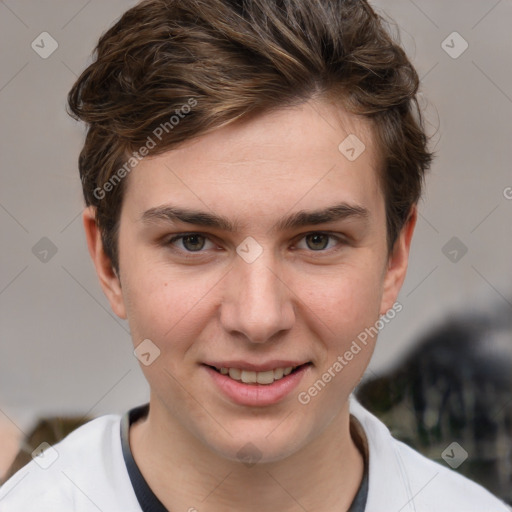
left=204, top=362, right=312, bottom=386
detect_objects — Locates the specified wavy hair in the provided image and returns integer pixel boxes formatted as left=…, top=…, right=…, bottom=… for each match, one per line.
left=68, top=0, right=433, bottom=271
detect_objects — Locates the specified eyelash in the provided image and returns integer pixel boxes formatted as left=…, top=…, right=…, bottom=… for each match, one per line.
left=165, top=231, right=346, bottom=257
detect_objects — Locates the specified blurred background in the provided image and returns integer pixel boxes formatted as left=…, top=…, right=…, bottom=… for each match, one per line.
left=1, top=0, right=511, bottom=502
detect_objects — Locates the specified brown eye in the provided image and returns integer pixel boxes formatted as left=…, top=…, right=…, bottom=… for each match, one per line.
left=305, top=233, right=330, bottom=251
left=181, top=234, right=206, bottom=251
left=295, top=232, right=344, bottom=253
left=167, top=233, right=213, bottom=253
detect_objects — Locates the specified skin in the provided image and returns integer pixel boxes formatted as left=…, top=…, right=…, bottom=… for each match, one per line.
left=84, top=98, right=416, bottom=512
left=0, top=420, right=22, bottom=482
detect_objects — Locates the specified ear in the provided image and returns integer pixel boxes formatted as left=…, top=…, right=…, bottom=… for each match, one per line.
left=379, top=206, right=417, bottom=315
left=82, top=206, right=127, bottom=319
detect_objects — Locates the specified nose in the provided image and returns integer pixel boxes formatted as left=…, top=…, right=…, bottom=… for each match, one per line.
left=220, top=251, right=295, bottom=344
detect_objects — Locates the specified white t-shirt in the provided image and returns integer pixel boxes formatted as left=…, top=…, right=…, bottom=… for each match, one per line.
left=0, top=398, right=509, bottom=512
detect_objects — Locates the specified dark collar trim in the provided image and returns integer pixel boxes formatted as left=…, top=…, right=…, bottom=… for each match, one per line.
left=120, top=403, right=168, bottom=512
left=120, top=403, right=368, bottom=512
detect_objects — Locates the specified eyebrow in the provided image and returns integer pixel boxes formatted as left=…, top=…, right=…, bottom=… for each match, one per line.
left=141, top=202, right=369, bottom=233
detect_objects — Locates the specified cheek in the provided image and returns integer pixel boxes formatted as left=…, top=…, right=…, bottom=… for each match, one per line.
left=305, top=261, right=384, bottom=338
left=121, top=271, right=218, bottom=404
left=123, top=272, right=208, bottom=342
left=297, top=262, right=384, bottom=399
left=120, top=254, right=229, bottom=372
left=293, top=266, right=383, bottom=424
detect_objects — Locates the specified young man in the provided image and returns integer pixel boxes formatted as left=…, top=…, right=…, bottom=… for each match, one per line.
left=0, top=0, right=509, bottom=511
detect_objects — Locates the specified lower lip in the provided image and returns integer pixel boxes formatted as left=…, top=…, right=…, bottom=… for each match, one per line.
left=203, top=364, right=311, bottom=407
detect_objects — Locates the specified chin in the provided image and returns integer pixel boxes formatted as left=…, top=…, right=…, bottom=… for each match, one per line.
left=203, top=423, right=310, bottom=466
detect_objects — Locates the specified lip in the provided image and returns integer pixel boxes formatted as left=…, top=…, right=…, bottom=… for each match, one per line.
left=203, top=363, right=311, bottom=407
left=203, top=360, right=310, bottom=372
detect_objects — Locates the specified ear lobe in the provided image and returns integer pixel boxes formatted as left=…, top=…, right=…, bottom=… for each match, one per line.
left=379, top=206, right=417, bottom=316
left=82, top=206, right=127, bottom=319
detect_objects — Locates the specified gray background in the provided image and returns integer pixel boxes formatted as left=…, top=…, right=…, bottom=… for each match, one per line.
left=1, top=0, right=511, bottom=436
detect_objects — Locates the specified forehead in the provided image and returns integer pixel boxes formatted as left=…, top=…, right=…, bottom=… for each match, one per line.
left=122, top=99, right=383, bottom=228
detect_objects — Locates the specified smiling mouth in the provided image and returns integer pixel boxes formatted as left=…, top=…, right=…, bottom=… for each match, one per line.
left=206, top=363, right=312, bottom=385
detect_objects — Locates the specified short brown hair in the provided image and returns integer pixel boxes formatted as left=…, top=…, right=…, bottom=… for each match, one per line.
left=68, top=0, right=433, bottom=272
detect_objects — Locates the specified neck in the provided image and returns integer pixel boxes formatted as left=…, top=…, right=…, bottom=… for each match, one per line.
left=129, top=398, right=364, bottom=512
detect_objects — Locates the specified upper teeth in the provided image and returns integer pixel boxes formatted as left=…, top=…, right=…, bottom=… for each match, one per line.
left=219, top=366, right=296, bottom=384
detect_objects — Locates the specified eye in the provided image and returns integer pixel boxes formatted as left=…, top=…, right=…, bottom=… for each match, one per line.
left=168, top=233, right=215, bottom=252
left=296, top=232, right=343, bottom=251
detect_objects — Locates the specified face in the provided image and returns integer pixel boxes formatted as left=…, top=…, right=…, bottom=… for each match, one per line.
left=85, top=99, right=414, bottom=463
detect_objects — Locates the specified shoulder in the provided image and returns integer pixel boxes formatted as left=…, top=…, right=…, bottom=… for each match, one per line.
left=0, top=412, right=140, bottom=512
left=391, top=438, right=510, bottom=511
left=349, top=397, right=511, bottom=512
